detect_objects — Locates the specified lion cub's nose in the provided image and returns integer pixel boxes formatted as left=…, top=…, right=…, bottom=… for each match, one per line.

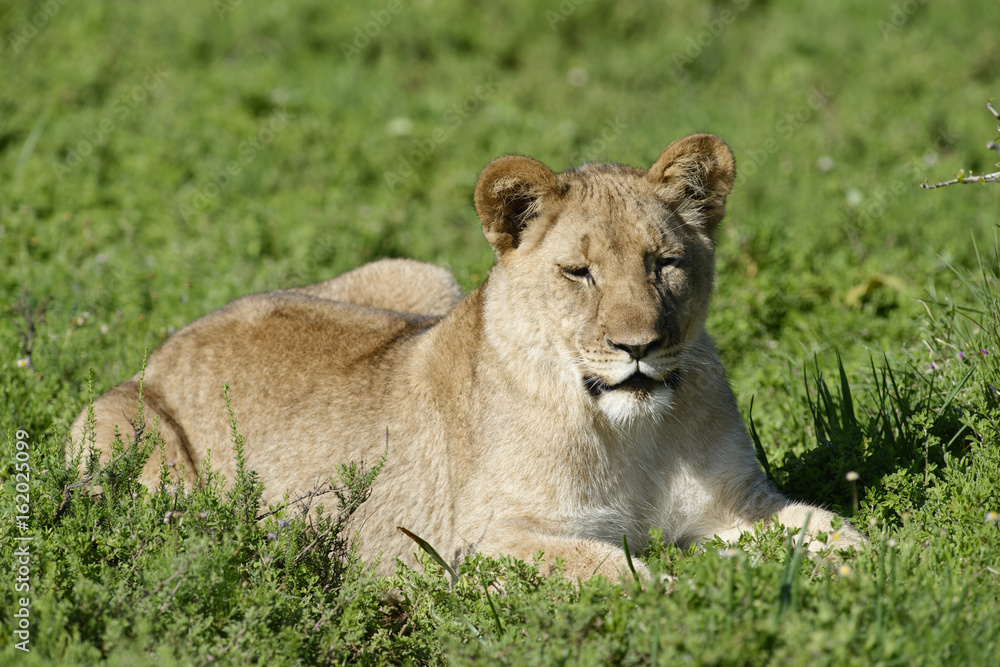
left=608, top=337, right=662, bottom=360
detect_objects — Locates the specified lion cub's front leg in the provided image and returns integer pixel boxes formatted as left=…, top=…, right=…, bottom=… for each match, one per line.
left=770, top=502, right=866, bottom=550
left=709, top=488, right=866, bottom=553
left=478, top=530, right=646, bottom=582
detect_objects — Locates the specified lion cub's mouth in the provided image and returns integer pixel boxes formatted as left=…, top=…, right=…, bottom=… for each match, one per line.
left=583, top=371, right=681, bottom=399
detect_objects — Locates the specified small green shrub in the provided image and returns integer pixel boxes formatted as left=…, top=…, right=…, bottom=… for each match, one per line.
left=1, top=383, right=393, bottom=664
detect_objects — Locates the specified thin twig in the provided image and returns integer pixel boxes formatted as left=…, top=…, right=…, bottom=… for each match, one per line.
left=987, top=99, right=1000, bottom=157
left=921, top=171, right=1000, bottom=189
left=13, top=290, right=47, bottom=372
left=254, top=482, right=338, bottom=521
left=141, top=549, right=201, bottom=612
left=54, top=418, right=152, bottom=522
left=922, top=100, right=1000, bottom=189
left=217, top=624, right=248, bottom=656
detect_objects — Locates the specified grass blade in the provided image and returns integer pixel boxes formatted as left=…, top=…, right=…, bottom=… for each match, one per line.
left=479, top=570, right=505, bottom=636
left=777, top=513, right=810, bottom=623
left=622, top=533, right=638, bottom=580
left=836, top=351, right=858, bottom=433
left=398, top=526, right=458, bottom=586
left=748, top=396, right=774, bottom=482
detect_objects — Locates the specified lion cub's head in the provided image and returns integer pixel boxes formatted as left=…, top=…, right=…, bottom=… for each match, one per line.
left=474, top=134, right=736, bottom=425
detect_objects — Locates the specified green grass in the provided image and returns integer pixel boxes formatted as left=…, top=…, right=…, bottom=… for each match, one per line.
left=2, top=0, right=1000, bottom=663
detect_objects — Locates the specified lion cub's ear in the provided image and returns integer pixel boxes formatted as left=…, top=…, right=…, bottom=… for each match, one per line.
left=474, top=155, right=559, bottom=255
left=647, top=134, right=736, bottom=236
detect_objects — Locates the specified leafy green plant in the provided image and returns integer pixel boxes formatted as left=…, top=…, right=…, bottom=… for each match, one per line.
left=3, top=0, right=1000, bottom=663
left=1, top=379, right=393, bottom=664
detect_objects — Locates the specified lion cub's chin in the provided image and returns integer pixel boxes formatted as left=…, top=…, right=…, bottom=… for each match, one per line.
left=596, top=382, right=676, bottom=427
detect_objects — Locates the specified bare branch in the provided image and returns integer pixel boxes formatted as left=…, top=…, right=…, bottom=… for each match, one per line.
left=292, top=521, right=341, bottom=566
left=13, top=290, right=47, bottom=372
left=922, top=99, right=1000, bottom=189
left=921, top=170, right=1000, bottom=189
left=54, top=417, right=154, bottom=522
left=254, top=482, right=338, bottom=522
left=987, top=99, right=1000, bottom=156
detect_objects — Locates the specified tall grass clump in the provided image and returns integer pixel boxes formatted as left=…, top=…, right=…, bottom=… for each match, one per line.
left=1, top=384, right=396, bottom=664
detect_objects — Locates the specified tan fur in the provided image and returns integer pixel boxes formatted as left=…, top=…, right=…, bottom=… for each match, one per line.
left=70, top=134, right=864, bottom=581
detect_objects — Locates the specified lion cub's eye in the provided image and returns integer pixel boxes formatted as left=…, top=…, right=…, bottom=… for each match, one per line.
left=655, top=256, right=682, bottom=272
left=560, top=265, right=593, bottom=283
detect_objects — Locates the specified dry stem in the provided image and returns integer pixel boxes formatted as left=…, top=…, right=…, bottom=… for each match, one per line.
left=922, top=100, right=1000, bottom=189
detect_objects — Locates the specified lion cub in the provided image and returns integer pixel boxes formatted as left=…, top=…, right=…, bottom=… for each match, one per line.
left=72, top=134, right=864, bottom=580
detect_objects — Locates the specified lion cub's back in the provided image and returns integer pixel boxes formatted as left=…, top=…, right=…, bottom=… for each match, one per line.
left=289, top=258, right=464, bottom=317
left=141, top=291, right=437, bottom=483
left=158, top=291, right=434, bottom=379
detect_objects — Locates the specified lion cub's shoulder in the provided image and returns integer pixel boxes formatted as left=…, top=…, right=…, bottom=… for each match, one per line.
left=160, top=257, right=463, bottom=362
left=287, top=258, right=464, bottom=317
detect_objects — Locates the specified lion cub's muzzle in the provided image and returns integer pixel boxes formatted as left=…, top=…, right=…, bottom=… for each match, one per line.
left=582, top=338, right=687, bottom=399
left=583, top=369, right=682, bottom=399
